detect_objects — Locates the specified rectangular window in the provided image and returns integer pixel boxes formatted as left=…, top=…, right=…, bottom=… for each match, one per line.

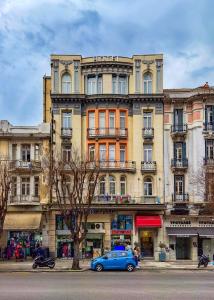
left=99, top=111, right=106, bottom=135
left=174, top=109, right=183, bottom=126
left=144, top=145, right=152, bottom=162
left=206, top=140, right=214, bottom=159
left=21, top=177, right=30, bottom=196
left=206, top=106, right=214, bottom=123
left=87, top=76, right=96, bottom=95
left=62, top=112, right=72, bottom=128
left=112, top=76, right=117, bottom=94
left=97, top=76, right=102, bottom=94
left=143, top=112, right=152, bottom=128
left=12, top=144, right=17, bottom=160
left=21, top=144, right=31, bottom=162
left=175, top=176, right=184, bottom=194
left=89, top=145, right=95, bottom=161
left=88, top=112, right=95, bottom=129
left=120, top=111, right=126, bottom=129
left=62, top=144, right=72, bottom=162
left=120, top=145, right=126, bottom=162
left=99, top=145, right=106, bottom=161
left=118, top=75, right=127, bottom=94
left=34, top=144, right=40, bottom=161
left=109, top=144, right=115, bottom=161
left=109, top=111, right=115, bottom=128
left=34, top=176, right=39, bottom=197
left=174, top=143, right=182, bottom=160
left=11, top=177, right=17, bottom=196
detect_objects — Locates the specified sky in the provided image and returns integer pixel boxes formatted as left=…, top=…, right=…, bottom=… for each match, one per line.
left=0, top=0, right=214, bottom=125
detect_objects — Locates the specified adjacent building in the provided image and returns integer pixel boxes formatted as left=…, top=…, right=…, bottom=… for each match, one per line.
left=43, top=54, right=165, bottom=259
left=164, top=84, right=214, bottom=261
left=0, top=120, right=50, bottom=252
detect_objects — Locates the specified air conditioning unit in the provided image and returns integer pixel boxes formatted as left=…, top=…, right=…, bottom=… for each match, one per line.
left=90, top=223, right=103, bottom=230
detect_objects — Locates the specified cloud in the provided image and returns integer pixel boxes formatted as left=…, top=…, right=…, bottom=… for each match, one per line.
left=0, top=0, right=214, bottom=124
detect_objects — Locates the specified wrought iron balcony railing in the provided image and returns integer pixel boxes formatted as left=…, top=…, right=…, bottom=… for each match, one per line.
left=203, top=122, right=214, bottom=132
left=171, top=158, right=188, bottom=169
left=141, top=161, right=157, bottom=173
left=9, top=195, right=40, bottom=204
left=9, top=160, right=41, bottom=171
left=93, top=195, right=161, bottom=205
left=204, top=157, right=214, bottom=166
left=87, top=160, right=136, bottom=172
left=87, top=128, right=128, bottom=139
left=142, top=128, right=154, bottom=139
left=61, top=127, right=72, bottom=137
left=171, top=124, right=188, bottom=135
left=172, top=193, right=189, bottom=203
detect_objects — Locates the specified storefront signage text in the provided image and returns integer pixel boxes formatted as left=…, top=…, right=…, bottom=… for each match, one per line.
left=111, top=230, right=132, bottom=235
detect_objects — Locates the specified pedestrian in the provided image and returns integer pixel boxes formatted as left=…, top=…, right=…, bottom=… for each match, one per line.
left=133, top=247, right=139, bottom=269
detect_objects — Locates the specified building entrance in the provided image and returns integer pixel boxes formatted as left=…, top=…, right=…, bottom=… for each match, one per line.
left=140, top=230, right=154, bottom=258
left=176, top=237, right=190, bottom=259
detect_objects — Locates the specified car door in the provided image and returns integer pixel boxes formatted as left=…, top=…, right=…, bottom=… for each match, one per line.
left=106, top=252, right=119, bottom=269
left=117, top=251, right=128, bottom=269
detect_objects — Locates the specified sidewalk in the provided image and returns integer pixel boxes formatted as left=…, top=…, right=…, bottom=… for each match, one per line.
left=0, top=259, right=214, bottom=272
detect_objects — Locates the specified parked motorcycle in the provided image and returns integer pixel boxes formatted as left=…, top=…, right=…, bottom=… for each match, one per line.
left=32, top=256, right=55, bottom=269
left=198, top=254, right=209, bottom=268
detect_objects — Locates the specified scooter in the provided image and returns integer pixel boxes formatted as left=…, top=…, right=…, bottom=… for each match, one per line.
left=32, top=256, right=55, bottom=269
left=198, top=254, right=209, bottom=268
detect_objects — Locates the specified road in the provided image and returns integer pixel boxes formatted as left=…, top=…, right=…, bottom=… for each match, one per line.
left=0, top=270, right=213, bottom=300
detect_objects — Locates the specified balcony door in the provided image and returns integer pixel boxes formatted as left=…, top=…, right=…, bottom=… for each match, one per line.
left=120, top=145, right=126, bottom=167
left=174, top=143, right=186, bottom=165
left=99, top=145, right=106, bottom=167
left=21, top=144, right=31, bottom=163
left=206, top=140, right=214, bottom=160
left=120, top=111, right=126, bottom=136
left=174, top=176, right=184, bottom=200
left=109, top=112, right=115, bottom=135
left=99, top=112, right=106, bottom=135
left=174, top=109, right=183, bottom=129
left=109, top=145, right=115, bottom=167
left=144, top=145, right=152, bottom=162
left=88, top=112, right=95, bottom=136
left=205, top=106, right=214, bottom=129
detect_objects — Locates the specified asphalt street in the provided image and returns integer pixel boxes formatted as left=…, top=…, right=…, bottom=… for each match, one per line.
left=0, top=270, right=213, bottom=300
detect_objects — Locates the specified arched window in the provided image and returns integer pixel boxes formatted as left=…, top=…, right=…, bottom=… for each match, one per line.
left=120, top=176, right=126, bottom=195
left=144, top=177, right=153, bottom=196
left=61, top=73, right=71, bottom=94
left=99, top=176, right=106, bottom=195
left=109, top=175, right=116, bottom=195
left=143, top=72, right=152, bottom=94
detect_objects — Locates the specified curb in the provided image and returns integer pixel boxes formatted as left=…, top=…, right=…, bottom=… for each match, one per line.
left=0, top=268, right=90, bottom=273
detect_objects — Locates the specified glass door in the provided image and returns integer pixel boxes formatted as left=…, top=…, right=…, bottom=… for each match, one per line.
left=99, top=112, right=106, bottom=135
left=109, top=111, right=115, bottom=136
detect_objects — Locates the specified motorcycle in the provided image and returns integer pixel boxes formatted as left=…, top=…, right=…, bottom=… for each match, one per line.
left=198, top=254, right=209, bottom=268
left=32, top=256, right=55, bottom=269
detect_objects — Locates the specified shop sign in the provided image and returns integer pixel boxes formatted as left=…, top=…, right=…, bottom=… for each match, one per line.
left=111, top=230, right=131, bottom=235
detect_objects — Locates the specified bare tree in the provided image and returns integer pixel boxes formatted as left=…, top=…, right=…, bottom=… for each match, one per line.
left=44, top=149, right=100, bottom=270
left=0, top=159, right=11, bottom=240
left=191, top=163, right=214, bottom=214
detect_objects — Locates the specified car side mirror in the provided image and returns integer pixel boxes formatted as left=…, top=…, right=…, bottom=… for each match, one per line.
left=103, top=255, right=108, bottom=259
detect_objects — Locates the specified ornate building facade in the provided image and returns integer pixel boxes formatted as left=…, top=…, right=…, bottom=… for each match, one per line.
left=43, top=54, right=165, bottom=259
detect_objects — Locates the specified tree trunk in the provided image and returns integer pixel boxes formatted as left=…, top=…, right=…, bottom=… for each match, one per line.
left=72, top=239, right=80, bottom=270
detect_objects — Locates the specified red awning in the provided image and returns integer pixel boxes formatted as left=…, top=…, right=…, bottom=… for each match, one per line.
left=135, top=216, right=162, bottom=228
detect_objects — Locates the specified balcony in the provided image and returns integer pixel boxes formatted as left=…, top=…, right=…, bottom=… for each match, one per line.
left=204, top=157, right=214, bottom=166
left=61, top=127, right=72, bottom=138
left=141, top=161, right=157, bottom=173
left=172, top=193, right=189, bottom=204
left=171, top=158, right=188, bottom=172
left=87, top=128, right=128, bottom=139
left=171, top=124, right=188, bottom=139
left=93, top=195, right=161, bottom=205
left=88, top=160, right=136, bottom=173
left=9, top=160, right=41, bottom=172
left=203, top=122, right=214, bottom=132
left=142, top=128, right=154, bottom=140
left=9, top=195, right=40, bottom=205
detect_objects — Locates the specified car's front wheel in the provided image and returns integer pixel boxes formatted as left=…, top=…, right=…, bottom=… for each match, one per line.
left=127, top=264, right=134, bottom=272
left=95, top=263, right=103, bottom=272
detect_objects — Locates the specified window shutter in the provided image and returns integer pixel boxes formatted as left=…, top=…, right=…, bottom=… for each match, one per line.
left=182, top=143, right=186, bottom=160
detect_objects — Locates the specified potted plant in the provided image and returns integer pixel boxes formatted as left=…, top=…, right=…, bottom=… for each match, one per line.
left=159, top=242, right=167, bottom=262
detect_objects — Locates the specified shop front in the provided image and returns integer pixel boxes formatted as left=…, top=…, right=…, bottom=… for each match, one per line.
left=111, top=215, right=133, bottom=250
left=197, top=227, right=214, bottom=260
left=135, top=215, right=162, bottom=259
left=2, top=212, right=42, bottom=259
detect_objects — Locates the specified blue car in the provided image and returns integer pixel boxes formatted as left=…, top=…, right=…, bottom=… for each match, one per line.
left=90, top=250, right=137, bottom=272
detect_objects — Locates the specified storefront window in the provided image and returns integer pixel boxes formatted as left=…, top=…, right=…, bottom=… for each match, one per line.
left=111, top=215, right=133, bottom=230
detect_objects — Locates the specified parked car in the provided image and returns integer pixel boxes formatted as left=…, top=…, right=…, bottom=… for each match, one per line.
left=90, top=250, right=137, bottom=272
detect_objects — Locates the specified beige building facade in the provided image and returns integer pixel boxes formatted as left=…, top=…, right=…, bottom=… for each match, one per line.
left=0, top=120, right=50, bottom=255
left=44, top=54, right=165, bottom=260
